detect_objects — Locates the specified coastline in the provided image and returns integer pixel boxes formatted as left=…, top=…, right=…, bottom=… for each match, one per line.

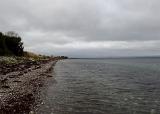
left=0, top=59, right=58, bottom=113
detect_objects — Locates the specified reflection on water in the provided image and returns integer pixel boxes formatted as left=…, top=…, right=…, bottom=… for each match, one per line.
left=35, top=58, right=160, bottom=114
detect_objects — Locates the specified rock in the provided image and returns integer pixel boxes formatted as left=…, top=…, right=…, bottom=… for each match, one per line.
left=0, top=60, right=58, bottom=113
left=29, top=111, right=35, bottom=114
left=2, top=85, right=10, bottom=89
left=47, top=75, right=53, bottom=77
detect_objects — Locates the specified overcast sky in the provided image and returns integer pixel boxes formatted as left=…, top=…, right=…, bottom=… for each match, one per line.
left=0, top=0, right=160, bottom=57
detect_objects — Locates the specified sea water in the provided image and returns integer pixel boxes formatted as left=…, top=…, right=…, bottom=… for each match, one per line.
left=35, top=58, right=160, bottom=114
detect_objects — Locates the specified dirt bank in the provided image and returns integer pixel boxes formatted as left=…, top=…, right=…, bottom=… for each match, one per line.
left=0, top=59, right=57, bottom=114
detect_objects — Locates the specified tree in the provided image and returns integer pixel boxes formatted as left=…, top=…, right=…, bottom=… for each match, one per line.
left=5, top=31, right=19, bottom=37
left=5, top=32, right=24, bottom=56
left=0, top=32, right=6, bottom=55
left=0, top=31, right=24, bottom=56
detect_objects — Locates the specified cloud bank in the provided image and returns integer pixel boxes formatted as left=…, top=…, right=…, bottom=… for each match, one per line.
left=0, top=0, right=160, bottom=57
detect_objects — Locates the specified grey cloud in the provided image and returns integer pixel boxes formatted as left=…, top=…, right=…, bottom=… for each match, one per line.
left=27, top=40, right=160, bottom=57
left=0, top=0, right=160, bottom=57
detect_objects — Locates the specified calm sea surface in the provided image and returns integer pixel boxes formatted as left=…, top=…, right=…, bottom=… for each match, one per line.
left=35, top=58, right=160, bottom=114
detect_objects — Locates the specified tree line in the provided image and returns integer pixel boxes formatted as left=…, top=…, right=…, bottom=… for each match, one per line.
left=0, top=31, right=24, bottom=56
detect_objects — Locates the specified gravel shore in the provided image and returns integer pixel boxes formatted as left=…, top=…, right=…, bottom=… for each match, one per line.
left=0, top=59, right=57, bottom=114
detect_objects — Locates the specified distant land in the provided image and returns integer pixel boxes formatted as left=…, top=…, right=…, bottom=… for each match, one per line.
left=70, top=56, right=160, bottom=59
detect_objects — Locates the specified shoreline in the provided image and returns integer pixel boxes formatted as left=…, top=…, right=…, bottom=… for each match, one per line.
left=0, top=59, right=58, bottom=113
